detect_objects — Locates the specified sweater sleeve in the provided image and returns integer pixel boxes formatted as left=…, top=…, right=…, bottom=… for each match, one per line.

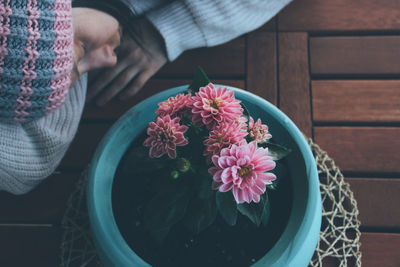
left=0, top=74, right=88, bottom=195
left=145, top=0, right=292, bottom=61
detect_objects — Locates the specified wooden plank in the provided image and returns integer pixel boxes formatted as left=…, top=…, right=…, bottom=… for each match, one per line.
left=310, top=36, right=400, bottom=76
left=278, top=32, right=312, bottom=137
left=0, top=229, right=397, bottom=267
left=312, top=80, right=400, bottom=123
left=246, top=32, right=278, bottom=105
left=278, top=0, right=400, bottom=31
left=0, top=173, right=76, bottom=224
left=346, top=178, right=400, bottom=229
left=0, top=226, right=61, bottom=267
left=255, top=16, right=276, bottom=32
left=157, top=38, right=245, bottom=77
left=83, top=79, right=245, bottom=120
left=360, top=233, right=400, bottom=267
left=314, top=127, right=400, bottom=173
left=60, top=124, right=111, bottom=170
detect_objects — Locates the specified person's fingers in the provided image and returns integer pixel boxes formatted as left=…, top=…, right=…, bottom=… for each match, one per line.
left=119, top=69, right=154, bottom=100
left=95, top=65, right=141, bottom=106
left=86, top=62, right=128, bottom=102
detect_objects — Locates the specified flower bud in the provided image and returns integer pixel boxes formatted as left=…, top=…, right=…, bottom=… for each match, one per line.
left=177, top=157, right=191, bottom=173
left=171, top=170, right=179, bottom=179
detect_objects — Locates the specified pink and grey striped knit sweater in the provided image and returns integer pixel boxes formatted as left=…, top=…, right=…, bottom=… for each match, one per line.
left=0, top=0, right=73, bottom=122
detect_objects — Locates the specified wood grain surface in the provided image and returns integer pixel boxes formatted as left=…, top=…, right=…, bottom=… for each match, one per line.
left=60, top=124, right=112, bottom=170
left=346, top=178, right=400, bottom=229
left=310, top=36, right=400, bottom=76
left=246, top=32, right=278, bottom=105
left=312, top=80, right=400, bottom=123
left=157, top=38, right=245, bottom=77
left=278, top=32, right=312, bottom=137
left=360, top=232, right=400, bottom=267
left=0, top=226, right=61, bottom=267
left=314, top=127, right=400, bottom=173
left=0, top=174, right=76, bottom=224
left=279, top=0, right=400, bottom=31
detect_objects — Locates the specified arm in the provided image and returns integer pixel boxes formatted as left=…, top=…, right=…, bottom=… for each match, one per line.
left=146, top=0, right=292, bottom=61
left=73, top=0, right=292, bottom=105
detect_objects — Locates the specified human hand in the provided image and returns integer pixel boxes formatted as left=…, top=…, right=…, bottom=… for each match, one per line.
left=86, top=18, right=168, bottom=106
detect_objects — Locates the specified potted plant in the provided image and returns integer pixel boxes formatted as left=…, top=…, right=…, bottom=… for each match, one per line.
left=87, top=69, right=321, bottom=267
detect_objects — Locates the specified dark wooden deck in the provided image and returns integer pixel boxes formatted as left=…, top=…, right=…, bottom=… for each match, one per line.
left=1, top=0, right=400, bottom=266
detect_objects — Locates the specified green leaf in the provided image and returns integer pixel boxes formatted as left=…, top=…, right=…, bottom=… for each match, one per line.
left=188, top=66, right=210, bottom=92
left=267, top=141, right=292, bottom=161
left=268, top=161, right=287, bottom=190
left=183, top=193, right=217, bottom=234
left=143, top=186, right=191, bottom=244
left=267, top=183, right=277, bottom=190
left=216, top=191, right=237, bottom=226
left=260, top=193, right=270, bottom=226
left=197, top=172, right=214, bottom=199
left=237, top=193, right=270, bottom=227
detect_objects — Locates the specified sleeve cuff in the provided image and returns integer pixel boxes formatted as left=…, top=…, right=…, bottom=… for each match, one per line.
left=146, top=1, right=207, bottom=61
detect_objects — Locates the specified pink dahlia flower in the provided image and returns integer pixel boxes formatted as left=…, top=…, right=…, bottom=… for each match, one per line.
left=143, top=115, right=188, bottom=159
left=203, top=121, right=248, bottom=162
left=209, top=141, right=276, bottom=204
left=156, top=93, right=192, bottom=118
left=248, top=117, right=272, bottom=143
left=191, top=83, right=243, bottom=129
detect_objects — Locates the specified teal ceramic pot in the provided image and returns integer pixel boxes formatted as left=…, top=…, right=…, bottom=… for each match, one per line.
left=87, top=85, right=322, bottom=267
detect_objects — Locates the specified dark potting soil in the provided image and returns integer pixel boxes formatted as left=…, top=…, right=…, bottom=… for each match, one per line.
left=112, top=136, right=293, bottom=267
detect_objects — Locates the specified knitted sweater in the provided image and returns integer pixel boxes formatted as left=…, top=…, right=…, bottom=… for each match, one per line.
left=0, top=0, right=292, bottom=194
left=0, top=74, right=87, bottom=195
left=144, top=0, right=292, bottom=60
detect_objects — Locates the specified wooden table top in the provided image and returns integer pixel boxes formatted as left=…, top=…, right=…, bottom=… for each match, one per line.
left=1, top=0, right=399, bottom=266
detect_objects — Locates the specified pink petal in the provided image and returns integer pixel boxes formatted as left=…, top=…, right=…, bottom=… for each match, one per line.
left=231, top=166, right=239, bottom=179
left=167, top=147, right=176, bottom=159
left=242, top=188, right=251, bottom=203
left=252, top=193, right=261, bottom=203
left=258, top=172, right=276, bottom=184
left=221, top=168, right=232, bottom=182
left=211, top=155, right=219, bottom=166
left=219, top=156, right=235, bottom=168
left=232, top=187, right=244, bottom=204
left=237, top=155, right=251, bottom=167
left=236, top=145, right=249, bottom=159
left=225, top=156, right=237, bottom=167
left=250, top=181, right=265, bottom=195
left=220, top=147, right=230, bottom=156
left=248, top=141, right=258, bottom=155
left=254, top=160, right=276, bottom=172
left=219, top=183, right=233, bottom=192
